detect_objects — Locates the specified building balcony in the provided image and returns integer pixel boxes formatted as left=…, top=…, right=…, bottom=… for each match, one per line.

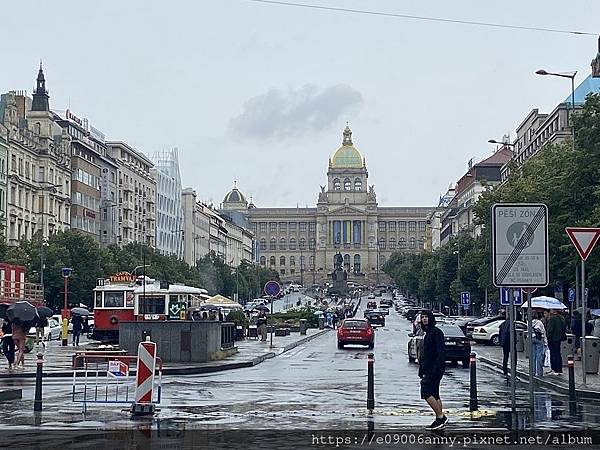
left=146, top=196, right=155, bottom=205
left=122, top=181, right=134, bottom=192
left=121, top=199, right=134, bottom=211
left=122, top=219, right=134, bottom=229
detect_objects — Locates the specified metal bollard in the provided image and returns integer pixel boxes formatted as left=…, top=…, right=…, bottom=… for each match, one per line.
left=367, top=353, right=375, bottom=412
left=568, top=354, right=576, bottom=403
left=34, top=352, right=44, bottom=412
left=469, top=352, right=478, bottom=412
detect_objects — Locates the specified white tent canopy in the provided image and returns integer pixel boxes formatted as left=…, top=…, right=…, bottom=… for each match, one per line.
left=519, top=296, right=567, bottom=310
left=206, top=294, right=242, bottom=309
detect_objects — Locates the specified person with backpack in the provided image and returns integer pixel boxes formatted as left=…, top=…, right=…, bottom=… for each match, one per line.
left=418, top=310, right=448, bottom=430
left=36, top=316, right=48, bottom=347
left=546, top=309, right=567, bottom=375
left=531, top=312, right=548, bottom=377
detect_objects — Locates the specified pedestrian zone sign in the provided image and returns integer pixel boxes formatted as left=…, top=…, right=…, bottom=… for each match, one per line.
left=460, top=292, right=470, bottom=305
left=492, top=203, right=548, bottom=287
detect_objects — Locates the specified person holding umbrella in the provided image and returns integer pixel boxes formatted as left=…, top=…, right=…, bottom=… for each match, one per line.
left=1, top=318, right=15, bottom=369
left=11, top=321, right=27, bottom=368
left=71, top=313, right=83, bottom=346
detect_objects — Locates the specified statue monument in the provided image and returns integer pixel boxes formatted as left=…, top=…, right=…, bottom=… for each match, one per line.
left=329, top=251, right=349, bottom=296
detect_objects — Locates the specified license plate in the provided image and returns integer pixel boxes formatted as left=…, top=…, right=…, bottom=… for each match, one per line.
left=349, top=330, right=361, bottom=334
left=446, top=341, right=457, bottom=346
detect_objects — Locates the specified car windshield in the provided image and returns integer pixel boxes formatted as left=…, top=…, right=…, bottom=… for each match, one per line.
left=344, top=320, right=368, bottom=329
left=440, top=326, right=465, bottom=337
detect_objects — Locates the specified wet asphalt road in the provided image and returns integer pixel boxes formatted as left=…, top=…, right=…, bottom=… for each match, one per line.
left=3, top=293, right=600, bottom=431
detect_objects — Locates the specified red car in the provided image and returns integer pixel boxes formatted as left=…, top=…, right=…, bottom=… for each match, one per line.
left=337, top=318, right=374, bottom=349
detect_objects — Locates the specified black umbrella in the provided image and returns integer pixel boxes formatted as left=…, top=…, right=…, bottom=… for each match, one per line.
left=71, top=307, right=91, bottom=316
left=200, top=304, right=219, bottom=311
left=36, top=306, right=53, bottom=319
left=254, top=305, right=270, bottom=312
left=7, top=301, right=38, bottom=324
left=0, top=303, right=10, bottom=319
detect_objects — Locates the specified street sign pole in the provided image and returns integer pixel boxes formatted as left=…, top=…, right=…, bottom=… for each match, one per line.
left=582, top=260, right=586, bottom=385
left=526, top=290, right=534, bottom=410
left=509, top=289, right=516, bottom=410
left=270, top=294, right=274, bottom=348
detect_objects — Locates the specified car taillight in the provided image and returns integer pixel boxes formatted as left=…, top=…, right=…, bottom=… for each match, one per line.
left=366, top=327, right=373, bottom=334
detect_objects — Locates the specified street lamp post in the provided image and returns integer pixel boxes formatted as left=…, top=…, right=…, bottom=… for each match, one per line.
left=300, top=244, right=304, bottom=286
left=535, top=69, right=577, bottom=155
left=61, top=267, right=72, bottom=347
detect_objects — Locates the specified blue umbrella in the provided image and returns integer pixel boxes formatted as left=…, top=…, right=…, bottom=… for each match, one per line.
left=591, top=309, right=600, bottom=317
left=520, top=296, right=567, bottom=310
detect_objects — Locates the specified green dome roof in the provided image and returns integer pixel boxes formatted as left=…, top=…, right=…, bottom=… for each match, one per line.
left=330, top=125, right=363, bottom=168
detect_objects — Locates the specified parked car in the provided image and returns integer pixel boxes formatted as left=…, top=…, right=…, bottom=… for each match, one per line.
left=404, top=308, right=422, bottom=322
left=466, top=315, right=504, bottom=339
left=364, top=310, right=385, bottom=327
left=407, top=324, right=472, bottom=367
left=472, top=319, right=527, bottom=345
left=368, top=294, right=376, bottom=299
left=450, top=316, right=480, bottom=335
left=337, top=319, right=374, bottom=349
left=367, top=301, right=377, bottom=309
left=29, top=318, right=62, bottom=340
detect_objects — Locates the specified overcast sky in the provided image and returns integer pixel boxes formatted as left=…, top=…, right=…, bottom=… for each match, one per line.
left=2, top=1, right=599, bottom=207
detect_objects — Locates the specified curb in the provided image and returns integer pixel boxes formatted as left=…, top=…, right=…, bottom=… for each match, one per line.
left=478, top=355, right=600, bottom=400
left=0, top=329, right=331, bottom=380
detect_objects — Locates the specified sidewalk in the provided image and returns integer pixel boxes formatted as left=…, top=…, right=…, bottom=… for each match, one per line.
left=0, top=328, right=330, bottom=379
left=474, top=343, right=600, bottom=399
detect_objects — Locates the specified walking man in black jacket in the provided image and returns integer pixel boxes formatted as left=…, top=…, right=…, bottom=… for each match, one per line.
left=498, top=311, right=511, bottom=377
left=418, top=310, right=448, bottom=429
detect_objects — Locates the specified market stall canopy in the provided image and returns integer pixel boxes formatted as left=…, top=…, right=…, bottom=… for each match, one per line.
left=207, top=295, right=242, bottom=309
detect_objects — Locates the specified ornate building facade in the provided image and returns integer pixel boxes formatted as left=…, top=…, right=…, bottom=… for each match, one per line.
left=222, top=126, right=433, bottom=284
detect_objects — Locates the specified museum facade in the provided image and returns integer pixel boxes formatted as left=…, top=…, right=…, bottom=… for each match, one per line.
left=221, top=126, right=433, bottom=284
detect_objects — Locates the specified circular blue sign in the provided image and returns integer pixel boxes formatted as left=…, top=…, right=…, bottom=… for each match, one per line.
left=264, top=281, right=281, bottom=297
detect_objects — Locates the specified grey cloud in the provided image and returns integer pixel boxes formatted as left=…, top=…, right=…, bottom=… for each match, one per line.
left=228, top=84, right=363, bottom=141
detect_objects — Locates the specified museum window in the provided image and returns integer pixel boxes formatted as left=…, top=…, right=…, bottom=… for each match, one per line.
left=388, top=221, right=396, bottom=232
left=289, top=222, right=297, bottom=231
left=409, top=221, right=417, bottom=232
left=308, top=222, right=316, bottom=232
left=259, top=222, right=267, bottom=233
left=343, top=254, right=350, bottom=269
left=259, top=238, right=266, bottom=250
left=419, top=221, right=426, bottom=232
left=280, top=269, right=285, bottom=275
left=289, top=238, right=297, bottom=250
left=299, top=222, right=307, bottom=232
left=389, top=237, right=396, bottom=249
left=270, top=256, right=276, bottom=266
left=309, top=238, right=315, bottom=250
left=399, top=221, right=407, bottom=232
left=333, top=178, right=341, bottom=190
left=290, top=256, right=295, bottom=266
left=269, top=222, right=277, bottom=232
left=279, top=222, right=287, bottom=232
left=251, top=222, right=257, bottom=233
left=270, top=238, right=276, bottom=250
left=409, top=237, right=416, bottom=249
left=354, top=178, right=362, bottom=191
left=418, top=237, right=425, bottom=249
left=399, top=237, right=406, bottom=249
left=378, top=221, right=386, bottom=232
left=299, top=238, right=306, bottom=250
left=344, top=178, right=351, bottom=190
left=260, top=256, right=266, bottom=266
left=279, top=238, right=286, bottom=250
left=280, top=256, right=286, bottom=266
left=378, top=237, right=386, bottom=249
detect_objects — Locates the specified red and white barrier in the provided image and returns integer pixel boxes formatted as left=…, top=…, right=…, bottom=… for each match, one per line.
left=134, top=339, right=156, bottom=404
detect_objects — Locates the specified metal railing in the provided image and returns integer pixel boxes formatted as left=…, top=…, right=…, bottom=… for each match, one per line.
left=221, top=322, right=235, bottom=350
left=71, top=353, right=162, bottom=413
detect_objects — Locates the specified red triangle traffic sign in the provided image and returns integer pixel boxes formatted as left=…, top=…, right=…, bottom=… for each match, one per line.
left=566, top=227, right=600, bottom=261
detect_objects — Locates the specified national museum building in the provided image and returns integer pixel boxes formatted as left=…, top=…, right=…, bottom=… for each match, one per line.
left=221, top=126, right=433, bottom=284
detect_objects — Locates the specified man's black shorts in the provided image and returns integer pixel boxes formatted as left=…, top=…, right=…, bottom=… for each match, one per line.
left=420, top=374, right=443, bottom=400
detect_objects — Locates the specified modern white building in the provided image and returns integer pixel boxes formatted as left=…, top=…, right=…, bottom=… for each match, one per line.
left=152, top=149, right=184, bottom=258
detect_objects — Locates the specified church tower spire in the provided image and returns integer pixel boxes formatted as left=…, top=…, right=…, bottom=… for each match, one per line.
left=592, top=35, right=600, bottom=78
left=342, top=123, right=353, bottom=146
left=31, top=61, right=50, bottom=112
